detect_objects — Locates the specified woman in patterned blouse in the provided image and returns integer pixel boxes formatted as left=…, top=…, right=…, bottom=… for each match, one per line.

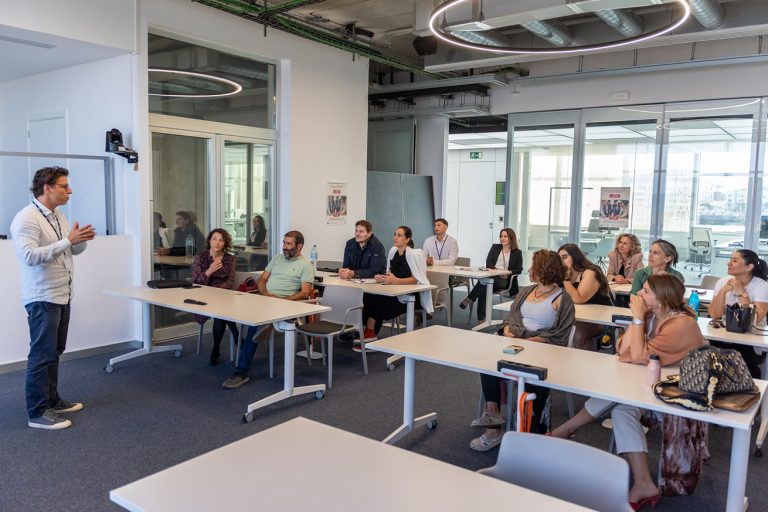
left=192, top=228, right=238, bottom=365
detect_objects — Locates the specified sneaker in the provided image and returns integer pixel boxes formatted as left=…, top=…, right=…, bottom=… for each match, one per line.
left=352, top=343, right=373, bottom=353
left=339, top=331, right=360, bottom=342
left=470, top=412, right=505, bottom=428
left=222, top=374, right=250, bottom=389
left=469, top=432, right=503, bottom=452
left=53, top=399, right=83, bottom=414
left=363, top=329, right=377, bottom=342
left=28, top=409, right=71, bottom=430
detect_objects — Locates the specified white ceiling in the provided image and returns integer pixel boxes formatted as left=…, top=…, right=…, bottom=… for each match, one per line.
left=0, top=24, right=129, bottom=83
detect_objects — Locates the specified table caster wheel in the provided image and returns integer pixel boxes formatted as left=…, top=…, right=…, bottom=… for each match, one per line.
left=173, top=349, right=182, bottom=358
left=426, top=420, right=438, bottom=430
left=315, top=390, right=325, bottom=400
left=387, top=363, right=396, bottom=372
left=755, top=446, right=763, bottom=457
left=243, top=412, right=255, bottom=423
left=103, top=364, right=114, bottom=374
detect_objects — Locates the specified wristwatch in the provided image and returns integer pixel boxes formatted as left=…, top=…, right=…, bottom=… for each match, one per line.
left=631, top=317, right=644, bottom=325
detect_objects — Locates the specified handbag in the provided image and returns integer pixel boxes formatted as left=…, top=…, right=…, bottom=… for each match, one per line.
left=236, top=276, right=259, bottom=293
left=653, top=346, right=756, bottom=411
left=725, top=303, right=754, bottom=333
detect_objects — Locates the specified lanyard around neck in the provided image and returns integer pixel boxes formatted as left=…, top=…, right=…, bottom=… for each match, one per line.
left=33, top=201, right=62, bottom=241
left=434, top=236, right=447, bottom=260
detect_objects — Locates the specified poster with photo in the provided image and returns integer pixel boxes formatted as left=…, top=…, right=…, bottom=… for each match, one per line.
left=326, top=182, right=347, bottom=225
left=599, top=187, right=630, bottom=229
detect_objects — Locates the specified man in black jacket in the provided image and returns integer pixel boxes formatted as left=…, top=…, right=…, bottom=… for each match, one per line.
left=338, top=220, right=386, bottom=279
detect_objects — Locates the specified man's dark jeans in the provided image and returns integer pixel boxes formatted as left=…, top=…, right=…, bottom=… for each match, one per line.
left=25, top=301, right=70, bottom=419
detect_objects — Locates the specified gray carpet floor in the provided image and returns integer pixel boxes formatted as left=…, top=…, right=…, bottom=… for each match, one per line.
left=0, top=303, right=766, bottom=511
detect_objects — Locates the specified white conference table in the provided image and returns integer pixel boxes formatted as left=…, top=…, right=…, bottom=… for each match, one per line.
left=367, top=325, right=766, bottom=512
left=316, top=270, right=435, bottom=369
left=110, top=417, right=590, bottom=512
left=426, top=265, right=510, bottom=331
left=103, top=285, right=330, bottom=421
left=610, top=282, right=714, bottom=303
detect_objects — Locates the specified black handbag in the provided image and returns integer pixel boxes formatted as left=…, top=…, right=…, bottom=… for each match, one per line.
left=653, top=346, right=756, bottom=411
left=725, top=303, right=754, bottom=333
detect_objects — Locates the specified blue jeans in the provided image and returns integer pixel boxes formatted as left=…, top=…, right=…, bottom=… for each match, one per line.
left=234, top=325, right=263, bottom=376
left=25, top=301, right=70, bottom=419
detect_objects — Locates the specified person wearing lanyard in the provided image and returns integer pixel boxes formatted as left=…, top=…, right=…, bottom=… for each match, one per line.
left=422, top=218, right=459, bottom=266
left=10, top=166, right=96, bottom=430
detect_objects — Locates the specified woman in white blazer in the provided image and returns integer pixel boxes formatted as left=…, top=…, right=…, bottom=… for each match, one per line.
left=361, top=225, right=433, bottom=341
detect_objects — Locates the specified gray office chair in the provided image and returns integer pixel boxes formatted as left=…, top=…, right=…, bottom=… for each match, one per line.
left=449, top=256, right=472, bottom=313
left=478, top=431, right=633, bottom=512
left=685, top=227, right=713, bottom=277
left=591, top=237, right=614, bottom=272
left=698, top=274, right=722, bottom=290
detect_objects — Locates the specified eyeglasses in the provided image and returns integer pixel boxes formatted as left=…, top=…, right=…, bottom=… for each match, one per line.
left=709, top=319, right=725, bottom=329
left=53, top=183, right=71, bottom=190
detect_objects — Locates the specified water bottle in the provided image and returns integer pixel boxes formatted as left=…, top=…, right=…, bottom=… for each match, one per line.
left=647, top=354, right=661, bottom=385
left=688, top=290, right=700, bottom=318
left=185, top=234, right=194, bottom=261
left=310, top=244, right=318, bottom=271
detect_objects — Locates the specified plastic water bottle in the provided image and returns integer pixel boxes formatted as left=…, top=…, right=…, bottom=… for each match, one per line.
left=688, top=290, right=700, bottom=318
left=310, top=244, right=318, bottom=271
left=185, top=234, right=194, bottom=261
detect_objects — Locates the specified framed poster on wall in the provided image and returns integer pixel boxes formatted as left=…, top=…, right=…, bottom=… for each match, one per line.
left=599, top=187, right=630, bottom=229
left=327, top=182, right=347, bottom=225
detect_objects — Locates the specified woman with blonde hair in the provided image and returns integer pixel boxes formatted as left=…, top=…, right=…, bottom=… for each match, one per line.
left=607, top=233, right=644, bottom=284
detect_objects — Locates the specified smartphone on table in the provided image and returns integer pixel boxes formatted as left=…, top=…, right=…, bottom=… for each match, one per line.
left=502, top=344, right=524, bottom=355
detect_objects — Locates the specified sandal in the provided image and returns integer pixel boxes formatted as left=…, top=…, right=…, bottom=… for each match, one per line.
left=459, top=299, right=471, bottom=310
left=469, top=432, right=503, bottom=452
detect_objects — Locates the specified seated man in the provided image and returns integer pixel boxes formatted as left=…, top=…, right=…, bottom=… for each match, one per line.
left=222, top=230, right=314, bottom=389
left=338, top=219, right=386, bottom=279
left=422, top=218, right=458, bottom=266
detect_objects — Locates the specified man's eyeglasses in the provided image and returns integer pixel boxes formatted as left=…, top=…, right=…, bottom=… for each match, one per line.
left=709, top=319, right=725, bottom=329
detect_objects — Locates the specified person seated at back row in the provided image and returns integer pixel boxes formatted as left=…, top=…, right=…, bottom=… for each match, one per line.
left=460, top=228, right=523, bottom=322
left=630, top=239, right=684, bottom=294
left=361, top=226, right=433, bottom=342
left=559, top=243, right=613, bottom=350
left=338, top=219, right=386, bottom=279
left=222, top=230, right=314, bottom=389
left=157, top=210, right=206, bottom=257
left=606, top=233, right=644, bottom=284
left=422, top=218, right=458, bottom=266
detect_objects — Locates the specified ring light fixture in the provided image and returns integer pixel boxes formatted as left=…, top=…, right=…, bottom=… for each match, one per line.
left=148, top=69, right=243, bottom=98
left=620, top=99, right=760, bottom=114
left=428, top=0, right=691, bottom=55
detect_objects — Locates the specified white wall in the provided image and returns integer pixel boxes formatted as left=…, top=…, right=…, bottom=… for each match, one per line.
left=0, top=236, right=137, bottom=365
left=491, top=61, right=768, bottom=114
left=415, top=116, right=448, bottom=218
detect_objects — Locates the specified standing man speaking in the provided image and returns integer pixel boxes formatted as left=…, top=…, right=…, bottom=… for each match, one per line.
left=10, top=166, right=96, bottom=430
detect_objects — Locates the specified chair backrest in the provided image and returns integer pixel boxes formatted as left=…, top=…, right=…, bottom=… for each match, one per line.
left=317, top=260, right=342, bottom=271
left=479, top=431, right=633, bottom=512
left=587, top=218, right=600, bottom=232
left=455, top=256, right=471, bottom=266
left=690, top=227, right=712, bottom=248
left=699, top=274, right=722, bottom=290
left=318, top=284, right=364, bottom=328
left=429, top=271, right=451, bottom=303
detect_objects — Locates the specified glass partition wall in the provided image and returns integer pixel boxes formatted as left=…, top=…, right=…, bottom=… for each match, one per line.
left=507, top=98, right=767, bottom=285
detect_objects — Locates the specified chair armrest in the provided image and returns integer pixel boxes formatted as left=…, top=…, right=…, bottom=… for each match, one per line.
left=341, top=305, right=364, bottom=330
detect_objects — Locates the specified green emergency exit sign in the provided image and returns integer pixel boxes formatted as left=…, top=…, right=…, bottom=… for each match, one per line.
left=469, top=151, right=483, bottom=159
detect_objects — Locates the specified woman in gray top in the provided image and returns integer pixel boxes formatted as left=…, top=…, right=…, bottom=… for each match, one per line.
left=469, top=250, right=575, bottom=451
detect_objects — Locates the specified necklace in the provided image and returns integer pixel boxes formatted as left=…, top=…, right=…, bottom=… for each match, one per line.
left=531, top=285, right=556, bottom=302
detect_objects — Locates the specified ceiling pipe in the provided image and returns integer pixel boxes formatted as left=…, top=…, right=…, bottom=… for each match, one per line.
left=688, top=0, right=725, bottom=29
left=520, top=19, right=573, bottom=47
left=453, top=30, right=513, bottom=47
left=594, top=9, right=645, bottom=37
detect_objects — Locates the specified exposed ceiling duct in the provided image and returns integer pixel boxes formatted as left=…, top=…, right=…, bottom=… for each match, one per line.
left=595, top=9, right=645, bottom=38
left=520, top=19, right=573, bottom=47
left=688, top=0, right=725, bottom=29
left=453, top=29, right=512, bottom=47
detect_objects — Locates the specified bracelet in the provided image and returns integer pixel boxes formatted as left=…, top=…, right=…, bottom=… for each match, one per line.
left=631, top=317, right=644, bottom=325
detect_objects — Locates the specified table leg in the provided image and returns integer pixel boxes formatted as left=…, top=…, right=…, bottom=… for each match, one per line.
left=754, top=354, right=768, bottom=456
left=725, top=426, right=751, bottom=512
left=471, top=278, right=494, bottom=332
left=243, top=320, right=326, bottom=422
left=106, top=302, right=182, bottom=372
left=383, top=356, right=437, bottom=444
left=386, top=295, right=415, bottom=370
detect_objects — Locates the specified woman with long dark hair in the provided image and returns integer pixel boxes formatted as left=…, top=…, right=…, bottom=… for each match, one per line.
left=191, top=228, right=238, bottom=365
left=459, top=228, right=523, bottom=322
left=559, top=243, right=612, bottom=350
left=708, top=249, right=768, bottom=377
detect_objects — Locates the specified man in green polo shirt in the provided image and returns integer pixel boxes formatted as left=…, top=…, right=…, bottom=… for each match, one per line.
left=222, top=230, right=314, bottom=389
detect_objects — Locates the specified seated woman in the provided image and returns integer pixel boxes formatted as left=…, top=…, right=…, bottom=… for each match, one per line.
left=191, top=228, right=238, bottom=366
left=247, top=215, right=267, bottom=248
left=361, top=226, right=433, bottom=342
left=460, top=228, right=523, bottom=322
left=470, top=250, right=575, bottom=451
left=550, top=274, right=706, bottom=509
left=630, top=239, right=684, bottom=294
left=708, top=249, right=768, bottom=377
left=559, top=243, right=613, bottom=351
left=152, top=211, right=170, bottom=251
left=607, top=233, right=644, bottom=284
